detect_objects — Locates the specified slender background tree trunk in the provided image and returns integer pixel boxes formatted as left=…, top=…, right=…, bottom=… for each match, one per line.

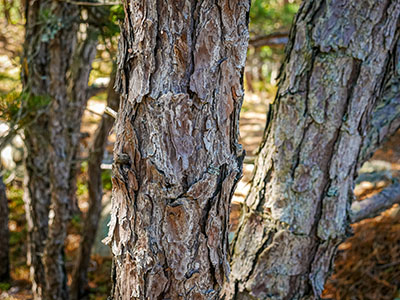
left=103, top=1, right=250, bottom=298
left=226, top=0, right=400, bottom=299
left=22, top=1, right=67, bottom=296
left=0, top=175, right=9, bottom=282
left=22, top=1, right=99, bottom=298
left=70, top=69, right=119, bottom=300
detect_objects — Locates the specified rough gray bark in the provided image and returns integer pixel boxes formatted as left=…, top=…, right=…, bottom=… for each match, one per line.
left=22, top=2, right=67, bottom=296
left=226, top=0, right=400, bottom=299
left=23, top=120, right=51, bottom=299
left=358, top=40, right=400, bottom=165
left=0, top=175, right=9, bottom=282
left=22, top=1, right=98, bottom=298
left=70, top=69, right=119, bottom=300
left=103, top=1, right=250, bottom=298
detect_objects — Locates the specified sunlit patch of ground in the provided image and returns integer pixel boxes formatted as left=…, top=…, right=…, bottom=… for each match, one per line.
left=322, top=130, right=400, bottom=299
left=323, top=205, right=400, bottom=300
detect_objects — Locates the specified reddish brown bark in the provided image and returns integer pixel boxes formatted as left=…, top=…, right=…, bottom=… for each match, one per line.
left=104, top=0, right=250, bottom=298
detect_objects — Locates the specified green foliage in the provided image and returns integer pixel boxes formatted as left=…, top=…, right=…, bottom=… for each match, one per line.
left=246, top=0, right=300, bottom=93
left=0, top=282, right=11, bottom=291
left=77, top=180, right=88, bottom=196
left=39, top=7, right=65, bottom=42
left=77, top=162, right=88, bottom=197
left=101, top=169, right=112, bottom=191
left=250, top=0, right=299, bottom=36
left=101, top=5, right=124, bottom=40
left=7, top=185, right=24, bottom=208
left=85, top=4, right=123, bottom=44
left=71, top=214, right=82, bottom=232
left=81, top=161, right=89, bottom=173
left=0, top=0, right=23, bottom=24
left=7, top=183, right=27, bottom=265
left=0, top=90, right=51, bottom=124
left=86, top=5, right=123, bottom=86
left=9, top=230, right=24, bottom=246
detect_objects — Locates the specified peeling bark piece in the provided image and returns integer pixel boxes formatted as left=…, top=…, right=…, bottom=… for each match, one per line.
left=227, top=0, right=400, bottom=299
left=108, top=0, right=250, bottom=298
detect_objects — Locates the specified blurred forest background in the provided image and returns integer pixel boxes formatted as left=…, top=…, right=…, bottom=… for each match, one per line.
left=0, top=0, right=399, bottom=299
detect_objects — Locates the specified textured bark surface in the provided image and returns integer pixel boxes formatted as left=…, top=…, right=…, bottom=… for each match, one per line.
left=22, top=1, right=98, bottom=298
left=227, top=1, right=400, bottom=299
left=70, top=70, right=119, bottom=300
left=22, top=2, right=70, bottom=297
left=104, top=1, right=250, bottom=298
left=23, top=118, right=51, bottom=299
left=359, top=39, right=400, bottom=165
left=0, top=175, right=9, bottom=282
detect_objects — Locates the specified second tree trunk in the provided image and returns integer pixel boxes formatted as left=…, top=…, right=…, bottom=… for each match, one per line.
left=227, top=0, right=400, bottom=299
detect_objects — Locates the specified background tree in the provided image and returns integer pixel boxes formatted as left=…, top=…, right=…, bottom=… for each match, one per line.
left=103, top=0, right=250, bottom=298
left=245, top=0, right=299, bottom=93
left=0, top=175, right=9, bottom=282
left=226, top=0, right=400, bottom=299
left=22, top=1, right=103, bottom=298
left=70, top=67, right=119, bottom=300
left=0, top=0, right=122, bottom=297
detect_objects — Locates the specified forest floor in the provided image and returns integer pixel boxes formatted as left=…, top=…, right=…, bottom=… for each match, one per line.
left=1, top=92, right=400, bottom=300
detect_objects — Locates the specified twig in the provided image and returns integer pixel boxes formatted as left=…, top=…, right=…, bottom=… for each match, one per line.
left=85, top=107, right=103, bottom=117
left=249, top=31, right=289, bottom=48
left=104, top=106, right=117, bottom=119
left=63, top=0, right=121, bottom=6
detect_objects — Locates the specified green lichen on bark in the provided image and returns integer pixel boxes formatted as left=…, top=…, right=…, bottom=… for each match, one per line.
left=227, top=0, right=400, bottom=299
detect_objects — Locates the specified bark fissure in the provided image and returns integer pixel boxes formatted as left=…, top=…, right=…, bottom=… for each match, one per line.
left=22, top=2, right=102, bottom=298
left=227, top=0, right=400, bottom=298
left=107, top=1, right=250, bottom=298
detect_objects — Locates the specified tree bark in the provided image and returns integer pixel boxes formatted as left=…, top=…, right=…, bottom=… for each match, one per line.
left=22, top=2, right=67, bottom=297
left=103, top=1, right=250, bottom=298
left=0, top=175, right=9, bottom=282
left=70, top=69, right=119, bottom=300
left=23, top=119, right=51, bottom=299
left=226, top=0, right=400, bottom=299
left=22, top=1, right=98, bottom=298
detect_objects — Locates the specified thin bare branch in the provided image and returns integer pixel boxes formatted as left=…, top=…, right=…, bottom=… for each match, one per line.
left=87, top=84, right=108, bottom=99
left=351, top=182, right=400, bottom=223
left=104, top=106, right=117, bottom=119
left=249, top=32, right=289, bottom=48
left=63, top=0, right=120, bottom=6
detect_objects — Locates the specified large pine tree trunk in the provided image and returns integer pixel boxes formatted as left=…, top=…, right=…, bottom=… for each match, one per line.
left=226, top=0, right=400, bottom=299
left=103, top=1, right=250, bottom=298
left=22, top=1, right=98, bottom=298
left=0, top=175, right=9, bottom=282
